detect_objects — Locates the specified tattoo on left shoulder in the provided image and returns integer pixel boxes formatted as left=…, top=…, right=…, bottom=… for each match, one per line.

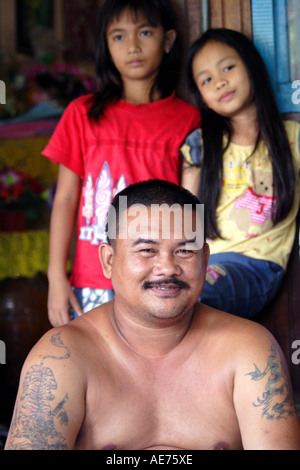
left=246, top=341, right=295, bottom=421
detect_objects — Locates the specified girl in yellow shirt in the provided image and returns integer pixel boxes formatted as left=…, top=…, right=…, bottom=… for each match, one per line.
left=181, top=28, right=300, bottom=318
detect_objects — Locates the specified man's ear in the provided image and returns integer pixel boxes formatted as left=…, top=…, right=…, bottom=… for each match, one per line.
left=164, top=29, right=177, bottom=54
left=203, top=242, right=210, bottom=270
left=99, top=242, right=114, bottom=279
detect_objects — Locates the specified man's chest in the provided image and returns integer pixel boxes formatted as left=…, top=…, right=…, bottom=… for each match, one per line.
left=75, top=364, right=243, bottom=450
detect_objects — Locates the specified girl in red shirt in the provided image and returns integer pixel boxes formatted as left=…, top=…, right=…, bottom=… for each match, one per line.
left=43, top=0, right=201, bottom=326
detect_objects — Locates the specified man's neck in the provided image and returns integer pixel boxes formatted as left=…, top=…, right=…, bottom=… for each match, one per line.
left=110, top=304, right=195, bottom=358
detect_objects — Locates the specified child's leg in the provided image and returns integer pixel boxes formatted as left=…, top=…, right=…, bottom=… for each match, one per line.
left=70, top=288, right=115, bottom=319
left=200, top=252, right=285, bottom=318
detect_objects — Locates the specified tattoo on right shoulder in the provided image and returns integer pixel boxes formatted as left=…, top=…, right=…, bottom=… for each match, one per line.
left=7, top=332, right=71, bottom=450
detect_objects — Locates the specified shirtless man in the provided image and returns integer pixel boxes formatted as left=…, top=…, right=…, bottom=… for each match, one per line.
left=5, top=180, right=300, bottom=450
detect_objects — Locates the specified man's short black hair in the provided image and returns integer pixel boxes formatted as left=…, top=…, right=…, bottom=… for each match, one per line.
left=105, top=179, right=205, bottom=244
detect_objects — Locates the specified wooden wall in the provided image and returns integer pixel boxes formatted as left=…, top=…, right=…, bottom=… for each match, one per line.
left=209, top=0, right=252, bottom=37
left=172, top=0, right=252, bottom=43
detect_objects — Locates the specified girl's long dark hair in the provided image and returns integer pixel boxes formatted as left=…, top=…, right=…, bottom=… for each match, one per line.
left=187, top=28, right=295, bottom=239
left=88, top=0, right=180, bottom=121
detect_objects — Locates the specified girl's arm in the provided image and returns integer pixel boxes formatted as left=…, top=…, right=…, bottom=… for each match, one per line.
left=181, top=159, right=201, bottom=196
left=47, top=164, right=83, bottom=327
left=180, top=130, right=202, bottom=197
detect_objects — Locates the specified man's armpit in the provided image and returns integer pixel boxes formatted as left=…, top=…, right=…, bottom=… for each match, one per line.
left=246, top=341, right=296, bottom=421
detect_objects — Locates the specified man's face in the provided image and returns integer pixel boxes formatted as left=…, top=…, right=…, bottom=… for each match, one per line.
left=100, top=204, right=209, bottom=326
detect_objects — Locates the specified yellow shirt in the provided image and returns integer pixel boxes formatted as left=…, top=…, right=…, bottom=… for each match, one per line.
left=181, top=121, right=300, bottom=269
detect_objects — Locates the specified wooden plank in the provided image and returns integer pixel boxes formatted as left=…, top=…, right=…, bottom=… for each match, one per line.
left=186, top=0, right=203, bottom=43
left=210, top=0, right=252, bottom=35
left=223, top=0, right=242, bottom=31
left=241, top=0, right=252, bottom=38
left=210, top=0, right=224, bottom=28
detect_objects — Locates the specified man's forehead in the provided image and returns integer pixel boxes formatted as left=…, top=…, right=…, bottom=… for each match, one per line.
left=117, top=203, right=204, bottom=246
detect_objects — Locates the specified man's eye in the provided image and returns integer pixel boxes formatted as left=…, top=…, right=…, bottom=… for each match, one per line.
left=139, top=248, right=155, bottom=254
left=177, top=249, right=195, bottom=256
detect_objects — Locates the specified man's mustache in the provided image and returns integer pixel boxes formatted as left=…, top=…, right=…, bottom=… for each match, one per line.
left=143, top=278, right=190, bottom=290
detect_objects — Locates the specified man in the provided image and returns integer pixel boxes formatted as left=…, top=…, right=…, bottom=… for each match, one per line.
left=5, top=180, right=300, bottom=450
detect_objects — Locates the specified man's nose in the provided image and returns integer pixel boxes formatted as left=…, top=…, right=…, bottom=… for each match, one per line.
left=152, top=253, right=182, bottom=277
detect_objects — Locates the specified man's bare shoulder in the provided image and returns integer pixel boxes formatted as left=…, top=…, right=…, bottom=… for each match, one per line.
left=27, top=310, right=106, bottom=363
left=68, top=302, right=114, bottom=345
left=194, top=302, right=272, bottom=347
left=193, top=302, right=286, bottom=375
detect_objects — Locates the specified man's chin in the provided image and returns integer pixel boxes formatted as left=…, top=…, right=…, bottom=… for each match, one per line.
left=145, top=299, right=194, bottom=322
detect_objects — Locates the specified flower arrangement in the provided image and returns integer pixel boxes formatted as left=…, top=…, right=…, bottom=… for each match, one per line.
left=24, top=63, right=98, bottom=109
left=0, top=167, right=48, bottom=221
left=0, top=48, right=98, bottom=120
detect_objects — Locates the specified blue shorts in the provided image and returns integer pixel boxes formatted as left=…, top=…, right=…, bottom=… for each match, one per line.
left=200, top=252, right=285, bottom=318
left=70, top=287, right=115, bottom=320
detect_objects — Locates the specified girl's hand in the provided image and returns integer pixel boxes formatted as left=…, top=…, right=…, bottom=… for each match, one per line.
left=47, top=276, right=83, bottom=327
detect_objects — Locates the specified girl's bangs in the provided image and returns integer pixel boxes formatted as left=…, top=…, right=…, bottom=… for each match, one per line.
left=107, top=0, right=160, bottom=27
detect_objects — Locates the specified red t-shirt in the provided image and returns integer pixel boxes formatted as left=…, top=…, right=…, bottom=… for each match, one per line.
left=43, top=92, right=201, bottom=289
